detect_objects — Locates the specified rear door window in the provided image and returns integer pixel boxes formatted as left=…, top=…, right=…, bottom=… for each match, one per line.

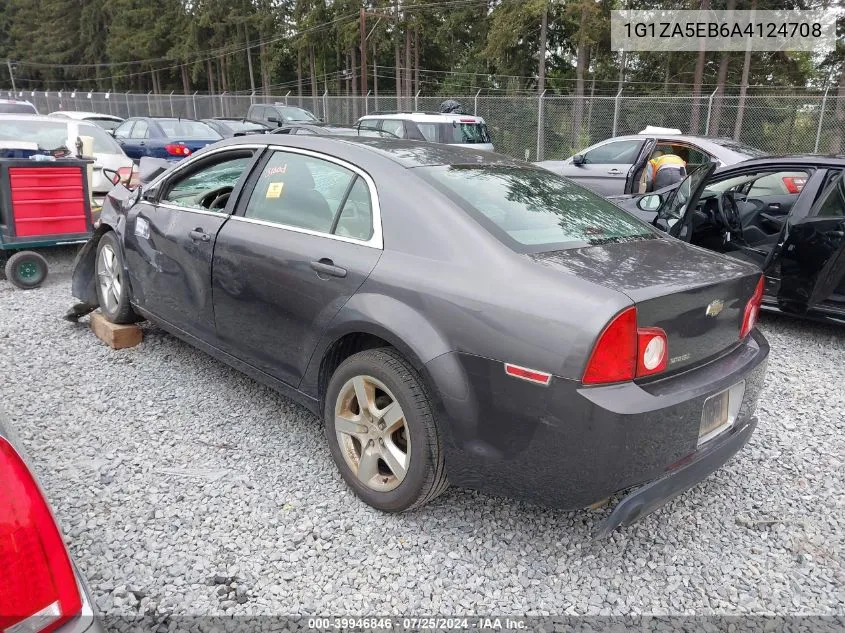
left=422, top=165, right=654, bottom=253
left=129, top=120, right=148, bottom=139
left=113, top=120, right=134, bottom=139
left=243, top=151, right=374, bottom=241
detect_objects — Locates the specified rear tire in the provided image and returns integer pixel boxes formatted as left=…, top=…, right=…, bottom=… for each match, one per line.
left=95, top=232, right=136, bottom=324
left=324, top=347, right=448, bottom=512
left=5, top=251, right=48, bottom=289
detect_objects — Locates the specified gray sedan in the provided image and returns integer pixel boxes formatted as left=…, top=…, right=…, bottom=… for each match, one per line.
left=536, top=130, right=766, bottom=196
left=0, top=408, right=103, bottom=633
left=70, top=136, right=768, bottom=536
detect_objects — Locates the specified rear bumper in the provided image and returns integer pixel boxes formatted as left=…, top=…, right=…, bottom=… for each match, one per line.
left=594, top=415, right=757, bottom=538
left=424, top=329, right=769, bottom=517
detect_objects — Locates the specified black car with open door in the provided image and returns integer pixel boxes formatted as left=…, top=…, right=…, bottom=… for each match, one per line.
left=623, top=156, right=845, bottom=325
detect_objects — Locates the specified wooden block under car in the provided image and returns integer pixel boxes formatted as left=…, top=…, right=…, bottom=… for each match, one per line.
left=89, top=311, right=142, bottom=349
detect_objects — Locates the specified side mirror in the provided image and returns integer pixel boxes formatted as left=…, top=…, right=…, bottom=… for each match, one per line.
left=267, top=116, right=280, bottom=124
left=572, top=154, right=585, bottom=166
left=102, top=167, right=120, bottom=185
left=138, top=156, right=171, bottom=185
left=637, top=194, right=662, bottom=212
left=141, top=186, right=158, bottom=202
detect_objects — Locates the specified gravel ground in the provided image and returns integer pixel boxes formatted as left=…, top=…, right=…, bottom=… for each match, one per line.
left=0, top=246, right=843, bottom=618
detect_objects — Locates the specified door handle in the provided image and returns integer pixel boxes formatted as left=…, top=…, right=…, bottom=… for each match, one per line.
left=607, top=168, right=622, bottom=175
left=768, top=203, right=781, bottom=210
left=310, top=259, right=347, bottom=278
left=189, top=229, right=211, bottom=242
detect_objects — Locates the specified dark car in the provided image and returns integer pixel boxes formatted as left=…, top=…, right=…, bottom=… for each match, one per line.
left=201, top=117, right=269, bottom=138
left=616, top=156, right=845, bottom=325
left=68, top=136, right=769, bottom=536
left=0, top=407, right=103, bottom=633
left=111, top=117, right=222, bottom=161
left=270, top=123, right=399, bottom=138
left=246, top=103, right=320, bottom=127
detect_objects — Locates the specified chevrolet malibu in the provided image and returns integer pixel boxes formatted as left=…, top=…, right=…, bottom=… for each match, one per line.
left=68, top=136, right=769, bottom=536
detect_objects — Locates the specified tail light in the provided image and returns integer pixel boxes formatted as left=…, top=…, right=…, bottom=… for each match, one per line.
left=164, top=143, right=192, bottom=157
left=583, top=307, right=668, bottom=385
left=740, top=276, right=765, bottom=339
left=0, top=437, right=82, bottom=633
left=782, top=176, right=806, bottom=194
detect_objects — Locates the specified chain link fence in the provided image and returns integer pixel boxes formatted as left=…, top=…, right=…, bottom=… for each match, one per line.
left=6, top=87, right=843, bottom=161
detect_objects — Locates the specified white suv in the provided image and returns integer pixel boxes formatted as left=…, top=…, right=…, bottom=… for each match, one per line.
left=356, top=112, right=494, bottom=152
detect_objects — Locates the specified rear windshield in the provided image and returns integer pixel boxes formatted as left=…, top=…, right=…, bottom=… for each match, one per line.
left=78, top=123, right=124, bottom=153
left=278, top=106, right=318, bottom=122
left=709, top=138, right=766, bottom=158
left=0, top=119, right=120, bottom=154
left=0, top=102, right=37, bottom=114
left=87, top=117, right=122, bottom=131
left=224, top=120, right=266, bottom=133
left=421, top=165, right=655, bottom=253
left=445, top=122, right=490, bottom=145
left=154, top=118, right=221, bottom=139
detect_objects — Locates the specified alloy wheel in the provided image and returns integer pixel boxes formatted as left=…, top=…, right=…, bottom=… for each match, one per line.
left=97, top=244, right=122, bottom=312
left=334, top=375, right=410, bottom=492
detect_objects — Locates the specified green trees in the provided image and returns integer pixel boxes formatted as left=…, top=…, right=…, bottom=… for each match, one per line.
left=0, top=0, right=833, bottom=109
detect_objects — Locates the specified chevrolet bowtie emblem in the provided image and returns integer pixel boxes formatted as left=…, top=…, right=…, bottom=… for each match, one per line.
left=706, top=299, right=725, bottom=318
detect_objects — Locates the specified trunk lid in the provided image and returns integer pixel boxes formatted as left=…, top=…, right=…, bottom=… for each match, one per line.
left=531, top=237, right=762, bottom=375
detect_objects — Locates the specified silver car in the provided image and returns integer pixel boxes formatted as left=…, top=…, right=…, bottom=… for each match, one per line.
left=536, top=129, right=766, bottom=196
left=0, top=408, right=103, bottom=633
left=0, top=114, right=134, bottom=205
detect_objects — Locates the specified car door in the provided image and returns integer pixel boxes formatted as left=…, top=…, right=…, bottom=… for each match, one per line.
left=559, top=139, right=646, bottom=195
left=112, top=119, right=134, bottom=153
left=122, top=147, right=261, bottom=339
left=774, top=171, right=845, bottom=315
left=212, top=147, right=383, bottom=387
left=121, top=119, right=149, bottom=160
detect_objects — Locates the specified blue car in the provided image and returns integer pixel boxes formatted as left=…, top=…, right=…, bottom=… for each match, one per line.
left=111, top=117, right=222, bottom=161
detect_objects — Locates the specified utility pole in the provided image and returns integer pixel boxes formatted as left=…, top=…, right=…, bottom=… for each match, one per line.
left=245, top=24, right=256, bottom=95
left=538, top=1, right=548, bottom=94
left=360, top=8, right=368, bottom=98
left=6, top=61, right=16, bottom=93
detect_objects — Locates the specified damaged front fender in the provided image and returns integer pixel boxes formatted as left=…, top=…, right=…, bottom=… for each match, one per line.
left=65, top=185, right=134, bottom=322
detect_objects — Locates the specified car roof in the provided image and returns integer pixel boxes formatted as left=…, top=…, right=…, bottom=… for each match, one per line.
left=49, top=111, right=123, bottom=120
left=0, top=113, right=97, bottom=126
left=215, top=134, right=517, bottom=168
left=359, top=112, right=486, bottom=123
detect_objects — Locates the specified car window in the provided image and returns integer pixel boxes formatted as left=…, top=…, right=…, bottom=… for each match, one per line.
left=815, top=175, right=845, bottom=217
left=78, top=124, right=123, bottom=154
left=333, top=177, right=373, bottom=240
left=422, top=165, right=654, bottom=253
left=0, top=119, right=70, bottom=151
left=244, top=151, right=355, bottom=233
left=381, top=120, right=405, bottom=139
left=444, top=122, right=491, bottom=145
left=86, top=118, right=122, bottom=131
left=295, top=128, right=317, bottom=135
left=154, top=119, right=221, bottom=139
left=129, top=120, right=148, bottom=139
left=417, top=123, right=438, bottom=142
left=160, top=153, right=254, bottom=211
left=113, top=120, right=134, bottom=139
left=0, top=102, right=37, bottom=114
left=658, top=144, right=711, bottom=168
left=707, top=170, right=809, bottom=197
left=582, top=140, right=642, bottom=164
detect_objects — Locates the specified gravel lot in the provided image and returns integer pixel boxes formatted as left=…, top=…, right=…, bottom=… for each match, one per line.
left=1, top=246, right=843, bottom=618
